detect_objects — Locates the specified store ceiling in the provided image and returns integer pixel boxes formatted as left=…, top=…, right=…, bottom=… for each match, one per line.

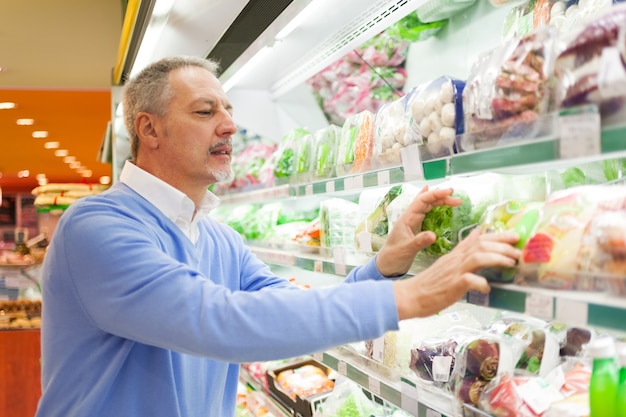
left=0, top=0, right=124, bottom=193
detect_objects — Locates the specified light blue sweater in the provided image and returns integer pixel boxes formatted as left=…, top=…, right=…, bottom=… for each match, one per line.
left=35, top=183, right=399, bottom=417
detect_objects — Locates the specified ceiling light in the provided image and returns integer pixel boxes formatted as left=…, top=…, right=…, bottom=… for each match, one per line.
left=36, top=174, right=46, bottom=180
left=0, top=102, right=16, bottom=109
left=222, top=46, right=272, bottom=92
left=16, top=118, right=34, bottom=125
left=75, top=166, right=85, bottom=173
left=69, top=161, right=81, bottom=169
left=38, top=178, right=48, bottom=186
left=17, top=170, right=30, bottom=178
left=63, top=156, right=76, bottom=164
left=54, top=149, right=69, bottom=157
left=32, top=131, right=48, bottom=138
left=81, top=170, right=93, bottom=178
left=99, top=176, right=111, bottom=185
left=44, top=141, right=60, bottom=149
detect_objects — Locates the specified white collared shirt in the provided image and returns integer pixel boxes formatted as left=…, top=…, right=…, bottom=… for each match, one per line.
left=119, top=160, right=221, bottom=243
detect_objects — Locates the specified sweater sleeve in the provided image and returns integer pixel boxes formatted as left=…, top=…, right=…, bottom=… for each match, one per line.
left=51, top=200, right=399, bottom=363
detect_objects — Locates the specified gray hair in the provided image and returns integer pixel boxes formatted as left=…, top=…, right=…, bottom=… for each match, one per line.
left=122, top=56, right=220, bottom=160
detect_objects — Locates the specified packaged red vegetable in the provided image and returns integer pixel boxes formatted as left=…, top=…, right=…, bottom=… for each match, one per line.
left=451, top=332, right=520, bottom=406
left=460, top=26, right=558, bottom=151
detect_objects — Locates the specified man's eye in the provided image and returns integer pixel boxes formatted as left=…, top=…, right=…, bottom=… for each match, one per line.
left=197, top=110, right=213, bottom=115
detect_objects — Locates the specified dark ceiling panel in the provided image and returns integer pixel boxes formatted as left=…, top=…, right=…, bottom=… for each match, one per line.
left=207, top=0, right=294, bottom=74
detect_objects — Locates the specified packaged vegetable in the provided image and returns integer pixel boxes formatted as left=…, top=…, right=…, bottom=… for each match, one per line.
left=417, top=0, right=477, bottom=23
left=319, top=198, right=361, bottom=254
left=451, top=333, right=519, bottom=406
left=354, top=185, right=407, bottom=252
left=273, top=128, right=312, bottom=182
left=460, top=26, right=558, bottom=151
left=404, top=76, right=466, bottom=160
left=372, top=94, right=412, bottom=167
left=312, top=125, right=341, bottom=179
left=517, top=185, right=626, bottom=290
left=554, top=5, right=626, bottom=127
left=336, top=111, right=375, bottom=175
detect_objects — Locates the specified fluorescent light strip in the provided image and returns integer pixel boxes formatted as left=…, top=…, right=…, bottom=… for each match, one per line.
left=16, top=118, right=34, bottom=125
left=222, top=46, right=272, bottom=92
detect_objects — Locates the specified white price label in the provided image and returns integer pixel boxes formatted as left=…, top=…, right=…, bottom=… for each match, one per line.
left=432, top=356, right=453, bottom=383
left=314, top=261, right=323, bottom=273
left=400, top=394, right=419, bottom=416
left=344, top=176, right=362, bottom=190
left=368, top=378, right=381, bottom=396
left=525, top=293, right=554, bottom=320
left=555, top=298, right=588, bottom=326
left=426, top=409, right=442, bottom=417
left=326, top=181, right=335, bottom=193
left=312, top=352, right=324, bottom=362
left=372, top=336, right=385, bottom=363
left=338, top=361, right=347, bottom=375
left=305, top=184, right=313, bottom=196
left=333, top=247, right=347, bottom=276
left=558, top=110, right=601, bottom=159
left=377, top=170, right=390, bottom=185
left=400, top=144, right=424, bottom=181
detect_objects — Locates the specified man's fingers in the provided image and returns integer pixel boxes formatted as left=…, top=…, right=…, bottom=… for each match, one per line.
left=463, top=273, right=491, bottom=294
left=413, top=230, right=436, bottom=249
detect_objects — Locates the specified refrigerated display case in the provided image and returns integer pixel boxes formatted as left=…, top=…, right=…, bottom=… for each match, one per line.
left=113, top=1, right=626, bottom=415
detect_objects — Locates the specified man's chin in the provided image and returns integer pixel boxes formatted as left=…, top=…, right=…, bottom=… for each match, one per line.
left=212, top=169, right=234, bottom=184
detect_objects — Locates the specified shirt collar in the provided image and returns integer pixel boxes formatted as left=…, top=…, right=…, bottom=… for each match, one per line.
left=119, top=160, right=221, bottom=223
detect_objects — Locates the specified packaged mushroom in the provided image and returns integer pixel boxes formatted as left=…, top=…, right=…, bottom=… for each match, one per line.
left=403, top=76, right=466, bottom=161
left=372, top=93, right=413, bottom=167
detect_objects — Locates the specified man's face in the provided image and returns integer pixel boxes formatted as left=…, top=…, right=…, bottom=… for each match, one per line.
left=157, top=66, right=237, bottom=186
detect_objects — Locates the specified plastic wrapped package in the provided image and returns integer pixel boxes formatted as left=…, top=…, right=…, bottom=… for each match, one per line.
left=319, top=198, right=361, bottom=255
left=354, top=184, right=411, bottom=253
left=372, top=94, right=412, bottom=167
left=294, top=131, right=315, bottom=184
left=516, top=185, right=626, bottom=291
left=416, top=0, right=477, bottom=23
left=460, top=26, right=558, bottom=151
left=312, top=125, right=341, bottom=179
left=404, top=76, right=466, bottom=160
left=335, top=110, right=375, bottom=176
left=387, top=11, right=448, bottom=42
left=554, top=5, right=626, bottom=127
left=477, top=200, right=544, bottom=283
left=502, top=0, right=615, bottom=39
left=450, top=332, right=520, bottom=407
left=501, top=321, right=561, bottom=377
left=273, top=128, right=312, bottom=182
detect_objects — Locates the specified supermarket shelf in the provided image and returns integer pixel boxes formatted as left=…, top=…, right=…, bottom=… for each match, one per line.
left=250, top=245, right=365, bottom=277
left=217, top=124, right=626, bottom=206
left=313, top=346, right=461, bottom=417
left=467, top=283, right=626, bottom=334
left=239, top=367, right=291, bottom=417
left=252, top=243, right=626, bottom=334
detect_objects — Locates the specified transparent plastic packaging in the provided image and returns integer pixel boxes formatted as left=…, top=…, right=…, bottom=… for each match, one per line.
left=416, top=0, right=478, bottom=23
left=311, top=125, right=341, bottom=179
left=554, top=5, right=626, bottom=127
left=404, top=76, right=466, bottom=160
left=335, top=111, right=375, bottom=176
left=461, top=26, right=558, bottom=151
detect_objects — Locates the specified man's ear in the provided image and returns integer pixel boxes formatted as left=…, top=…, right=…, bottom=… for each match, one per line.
left=135, top=112, right=160, bottom=150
